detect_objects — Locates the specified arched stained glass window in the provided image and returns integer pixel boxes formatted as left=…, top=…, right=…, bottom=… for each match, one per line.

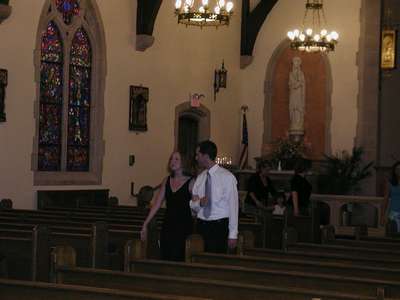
left=56, top=0, right=80, bottom=25
left=38, top=21, right=63, bottom=171
left=67, top=28, right=91, bottom=171
left=34, top=0, right=105, bottom=185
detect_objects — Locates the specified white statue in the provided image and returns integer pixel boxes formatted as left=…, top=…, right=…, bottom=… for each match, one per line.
left=288, top=56, right=305, bottom=135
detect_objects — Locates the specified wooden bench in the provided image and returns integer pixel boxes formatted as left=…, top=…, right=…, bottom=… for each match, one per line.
left=0, top=225, right=49, bottom=281
left=0, top=278, right=208, bottom=300
left=127, top=258, right=400, bottom=298
left=244, top=246, right=400, bottom=269
left=54, top=264, right=378, bottom=300
left=191, top=252, right=400, bottom=282
left=288, top=243, right=400, bottom=262
left=325, top=238, right=400, bottom=251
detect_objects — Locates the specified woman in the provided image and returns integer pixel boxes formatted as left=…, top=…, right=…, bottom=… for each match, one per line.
left=382, top=162, right=400, bottom=232
left=141, top=151, right=194, bottom=261
left=245, top=160, right=276, bottom=212
left=289, top=159, right=312, bottom=216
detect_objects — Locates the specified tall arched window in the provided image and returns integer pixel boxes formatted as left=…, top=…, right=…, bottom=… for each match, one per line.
left=33, top=0, right=106, bottom=185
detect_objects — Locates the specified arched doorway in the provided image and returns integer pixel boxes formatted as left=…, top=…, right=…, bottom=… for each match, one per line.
left=178, top=115, right=199, bottom=162
left=174, top=102, right=210, bottom=166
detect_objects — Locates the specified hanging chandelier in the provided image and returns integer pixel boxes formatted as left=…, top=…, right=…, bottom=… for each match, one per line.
left=287, top=0, right=339, bottom=53
left=174, top=0, right=234, bottom=28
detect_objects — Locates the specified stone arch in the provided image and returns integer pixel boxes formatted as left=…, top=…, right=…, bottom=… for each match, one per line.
left=262, top=39, right=333, bottom=159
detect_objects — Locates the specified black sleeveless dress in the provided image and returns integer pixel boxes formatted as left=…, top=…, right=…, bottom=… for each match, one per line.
left=160, top=176, right=193, bottom=261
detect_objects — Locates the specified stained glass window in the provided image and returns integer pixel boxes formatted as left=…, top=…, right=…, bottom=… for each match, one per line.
left=38, top=21, right=63, bottom=171
left=56, top=0, right=80, bottom=25
left=67, top=28, right=92, bottom=171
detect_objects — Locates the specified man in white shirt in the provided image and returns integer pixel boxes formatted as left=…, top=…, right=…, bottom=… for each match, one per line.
left=190, top=140, right=239, bottom=253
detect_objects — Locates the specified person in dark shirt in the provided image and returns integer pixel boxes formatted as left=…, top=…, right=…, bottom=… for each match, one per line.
left=289, top=158, right=312, bottom=216
left=245, top=160, right=276, bottom=211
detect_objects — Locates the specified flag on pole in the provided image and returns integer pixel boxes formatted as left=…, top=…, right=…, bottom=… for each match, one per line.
left=239, top=111, right=248, bottom=170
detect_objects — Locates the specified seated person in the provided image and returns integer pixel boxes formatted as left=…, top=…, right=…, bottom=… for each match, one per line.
left=244, top=160, right=276, bottom=213
left=272, top=192, right=286, bottom=216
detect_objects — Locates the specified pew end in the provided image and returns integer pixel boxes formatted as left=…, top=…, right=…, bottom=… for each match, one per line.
left=185, top=234, right=204, bottom=262
left=124, top=239, right=147, bottom=272
left=282, top=226, right=298, bottom=251
left=50, top=245, right=76, bottom=282
left=355, top=224, right=368, bottom=240
left=237, top=230, right=255, bottom=255
left=321, top=225, right=336, bottom=243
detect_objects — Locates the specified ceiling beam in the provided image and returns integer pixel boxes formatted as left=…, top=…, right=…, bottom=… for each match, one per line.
left=136, top=0, right=162, bottom=51
left=240, top=0, right=279, bottom=68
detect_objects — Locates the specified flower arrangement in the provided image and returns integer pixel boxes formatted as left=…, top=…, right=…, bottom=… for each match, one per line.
left=265, top=137, right=310, bottom=170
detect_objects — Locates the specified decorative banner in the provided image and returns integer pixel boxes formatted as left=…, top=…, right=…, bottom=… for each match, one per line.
left=239, top=105, right=249, bottom=170
left=381, top=30, right=396, bottom=69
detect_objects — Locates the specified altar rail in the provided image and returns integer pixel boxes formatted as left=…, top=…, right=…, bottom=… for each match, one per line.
left=311, top=194, right=385, bottom=237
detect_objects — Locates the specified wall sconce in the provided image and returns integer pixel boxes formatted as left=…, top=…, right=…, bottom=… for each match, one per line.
left=214, top=61, right=227, bottom=101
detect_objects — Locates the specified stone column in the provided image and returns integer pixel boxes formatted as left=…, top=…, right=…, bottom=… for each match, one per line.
left=355, top=0, right=381, bottom=195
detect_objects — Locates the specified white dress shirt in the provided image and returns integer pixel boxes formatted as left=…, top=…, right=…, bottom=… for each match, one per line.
left=190, top=164, right=239, bottom=239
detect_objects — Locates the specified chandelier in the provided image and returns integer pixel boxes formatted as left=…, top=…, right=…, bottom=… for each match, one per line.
left=287, top=0, right=339, bottom=52
left=174, top=0, right=233, bottom=28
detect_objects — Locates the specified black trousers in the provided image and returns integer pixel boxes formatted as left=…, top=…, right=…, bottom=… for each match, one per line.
left=197, top=218, right=229, bottom=254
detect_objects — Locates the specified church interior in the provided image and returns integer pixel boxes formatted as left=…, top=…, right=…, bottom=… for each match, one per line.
left=1, top=0, right=400, bottom=299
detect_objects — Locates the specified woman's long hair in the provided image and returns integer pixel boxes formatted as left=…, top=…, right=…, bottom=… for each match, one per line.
left=167, top=151, right=193, bottom=178
left=390, top=161, right=400, bottom=186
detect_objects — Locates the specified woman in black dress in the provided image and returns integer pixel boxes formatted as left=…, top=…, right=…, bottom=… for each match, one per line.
left=141, top=151, right=194, bottom=261
left=245, top=160, right=276, bottom=211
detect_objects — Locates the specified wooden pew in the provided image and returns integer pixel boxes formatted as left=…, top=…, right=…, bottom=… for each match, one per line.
left=127, top=258, right=400, bottom=298
left=54, top=264, right=378, bottom=300
left=0, top=225, right=49, bottom=281
left=0, top=278, right=208, bottom=300
left=288, top=243, right=400, bottom=262
left=326, top=238, right=400, bottom=251
left=191, top=252, right=400, bottom=282
left=243, top=247, right=400, bottom=269
left=0, top=218, right=154, bottom=271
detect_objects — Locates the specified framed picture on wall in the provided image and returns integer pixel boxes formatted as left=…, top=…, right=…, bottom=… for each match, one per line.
left=129, top=85, right=148, bottom=131
left=381, top=30, right=396, bottom=69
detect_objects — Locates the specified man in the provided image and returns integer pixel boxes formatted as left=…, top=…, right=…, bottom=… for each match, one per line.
left=190, top=140, right=239, bottom=253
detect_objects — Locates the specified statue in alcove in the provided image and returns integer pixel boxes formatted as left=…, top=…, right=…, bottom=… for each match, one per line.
left=288, top=57, right=305, bottom=138
left=0, top=69, right=7, bottom=122
left=129, top=85, right=148, bottom=131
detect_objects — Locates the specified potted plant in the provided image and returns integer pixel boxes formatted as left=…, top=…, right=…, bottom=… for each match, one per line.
left=317, top=146, right=374, bottom=195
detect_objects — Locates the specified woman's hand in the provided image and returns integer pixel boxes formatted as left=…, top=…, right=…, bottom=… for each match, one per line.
left=140, top=225, right=147, bottom=241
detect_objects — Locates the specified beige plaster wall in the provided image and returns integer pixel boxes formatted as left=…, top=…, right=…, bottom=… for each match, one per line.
left=240, top=0, right=361, bottom=167
left=0, top=0, right=242, bottom=208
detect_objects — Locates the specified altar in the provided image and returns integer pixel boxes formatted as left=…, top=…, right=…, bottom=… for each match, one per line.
left=234, top=168, right=317, bottom=193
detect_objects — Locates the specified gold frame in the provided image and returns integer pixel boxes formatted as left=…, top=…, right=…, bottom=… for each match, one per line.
left=381, top=30, right=396, bottom=69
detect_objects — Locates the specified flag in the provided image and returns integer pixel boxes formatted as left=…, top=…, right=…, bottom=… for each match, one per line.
left=239, top=112, right=248, bottom=169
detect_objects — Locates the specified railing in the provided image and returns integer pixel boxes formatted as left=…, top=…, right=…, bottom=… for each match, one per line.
left=311, top=194, right=385, bottom=237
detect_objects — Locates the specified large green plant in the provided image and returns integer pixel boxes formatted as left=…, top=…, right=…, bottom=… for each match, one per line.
left=318, top=147, right=373, bottom=194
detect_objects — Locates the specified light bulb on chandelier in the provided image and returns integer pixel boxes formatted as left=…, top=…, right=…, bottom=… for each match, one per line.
left=174, top=0, right=234, bottom=28
left=287, top=0, right=339, bottom=53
